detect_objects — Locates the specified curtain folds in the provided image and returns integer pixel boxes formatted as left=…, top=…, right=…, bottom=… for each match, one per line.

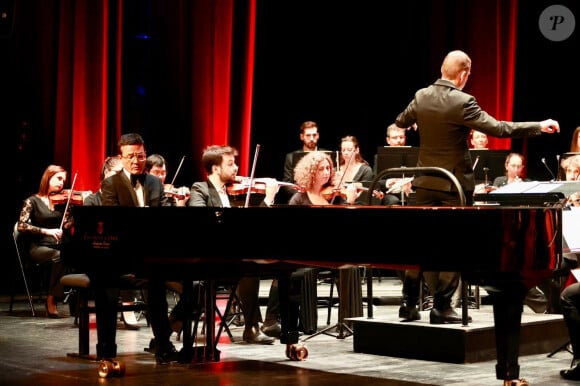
left=55, top=0, right=255, bottom=190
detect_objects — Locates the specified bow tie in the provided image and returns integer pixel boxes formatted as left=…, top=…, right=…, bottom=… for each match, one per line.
left=130, top=173, right=146, bottom=187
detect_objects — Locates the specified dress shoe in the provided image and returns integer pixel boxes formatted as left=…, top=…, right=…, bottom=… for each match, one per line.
left=261, top=321, right=281, bottom=338
left=398, top=304, right=420, bottom=321
left=155, top=342, right=180, bottom=364
left=429, top=307, right=472, bottom=324
left=45, top=298, right=59, bottom=319
left=243, top=325, right=275, bottom=345
left=561, top=360, right=580, bottom=380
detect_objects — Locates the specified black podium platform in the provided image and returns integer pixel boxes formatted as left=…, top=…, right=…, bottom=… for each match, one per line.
left=348, top=309, right=567, bottom=364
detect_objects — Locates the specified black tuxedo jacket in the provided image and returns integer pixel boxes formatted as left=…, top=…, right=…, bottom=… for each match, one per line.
left=101, top=172, right=166, bottom=207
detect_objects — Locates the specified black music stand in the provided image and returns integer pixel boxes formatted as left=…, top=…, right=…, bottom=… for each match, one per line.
left=301, top=266, right=363, bottom=341
left=547, top=341, right=573, bottom=357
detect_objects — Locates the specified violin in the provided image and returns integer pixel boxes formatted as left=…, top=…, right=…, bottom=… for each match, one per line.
left=163, top=184, right=191, bottom=200
left=227, top=176, right=304, bottom=196
left=49, top=189, right=91, bottom=206
left=321, top=183, right=384, bottom=202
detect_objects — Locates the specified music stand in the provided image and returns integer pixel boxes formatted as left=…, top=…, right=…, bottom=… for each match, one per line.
left=469, top=149, right=510, bottom=184
left=301, top=266, right=363, bottom=341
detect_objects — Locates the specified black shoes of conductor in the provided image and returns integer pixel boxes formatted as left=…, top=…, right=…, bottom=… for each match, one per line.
left=398, top=304, right=421, bottom=322
left=429, top=307, right=472, bottom=324
left=561, top=360, right=580, bottom=380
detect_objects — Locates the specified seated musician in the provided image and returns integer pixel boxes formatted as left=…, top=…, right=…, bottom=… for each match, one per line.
left=145, top=153, right=190, bottom=207
left=280, top=151, right=363, bottom=355
left=492, top=153, right=528, bottom=188
left=374, top=123, right=414, bottom=205
left=17, top=164, right=73, bottom=318
left=187, top=144, right=279, bottom=344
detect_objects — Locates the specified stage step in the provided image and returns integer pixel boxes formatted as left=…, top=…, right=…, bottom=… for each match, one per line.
left=347, top=308, right=568, bottom=364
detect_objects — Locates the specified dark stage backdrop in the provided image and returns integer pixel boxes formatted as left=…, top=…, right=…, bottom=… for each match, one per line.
left=2, top=0, right=578, bottom=293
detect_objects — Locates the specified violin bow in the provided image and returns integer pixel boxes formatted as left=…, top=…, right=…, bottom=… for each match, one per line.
left=244, top=144, right=261, bottom=208
left=330, top=150, right=353, bottom=204
left=59, top=171, right=78, bottom=231
left=170, top=155, right=186, bottom=186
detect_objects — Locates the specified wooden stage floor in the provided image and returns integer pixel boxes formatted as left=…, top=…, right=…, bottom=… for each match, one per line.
left=0, top=278, right=576, bottom=386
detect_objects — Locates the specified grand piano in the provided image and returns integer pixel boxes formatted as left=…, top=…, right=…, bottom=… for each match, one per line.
left=64, top=203, right=563, bottom=363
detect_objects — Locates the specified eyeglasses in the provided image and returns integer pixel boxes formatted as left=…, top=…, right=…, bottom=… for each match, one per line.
left=121, top=153, right=147, bottom=161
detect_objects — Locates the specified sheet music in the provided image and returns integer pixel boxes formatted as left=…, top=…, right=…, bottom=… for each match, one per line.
left=563, top=207, right=580, bottom=252
left=489, top=181, right=541, bottom=194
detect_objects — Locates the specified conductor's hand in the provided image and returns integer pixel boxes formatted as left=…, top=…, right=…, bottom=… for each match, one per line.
left=540, top=119, right=560, bottom=134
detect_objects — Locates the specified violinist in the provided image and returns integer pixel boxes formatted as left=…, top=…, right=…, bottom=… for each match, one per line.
left=277, top=151, right=363, bottom=355
left=289, top=150, right=358, bottom=205
left=17, top=164, right=73, bottom=318
left=188, top=145, right=279, bottom=344
left=333, top=135, right=374, bottom=205
left=145, top=154, right=190, bottom=207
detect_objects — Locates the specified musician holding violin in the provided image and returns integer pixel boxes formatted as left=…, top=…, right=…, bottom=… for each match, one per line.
left=332, top=135, right=376, bottom=205
left=16, top=164, right=75, bottom=318
left=290, top=150, right=359, bottom=206
left=145, top=153, right=190, bottom=207
left=188, top=144, right=281, bottom=345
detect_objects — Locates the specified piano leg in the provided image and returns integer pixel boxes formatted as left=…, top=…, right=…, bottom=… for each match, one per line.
left=483, top=278, right=528, bottom=382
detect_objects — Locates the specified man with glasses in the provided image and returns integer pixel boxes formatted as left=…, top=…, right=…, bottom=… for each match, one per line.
left=95, top=133, right=182, bottom=364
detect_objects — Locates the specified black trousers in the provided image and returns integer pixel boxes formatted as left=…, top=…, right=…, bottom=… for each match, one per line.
left=92, top=274, right=171, bottom=358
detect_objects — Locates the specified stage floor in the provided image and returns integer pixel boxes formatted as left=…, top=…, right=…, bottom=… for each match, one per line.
left=0, top=277, right=576, bottom=386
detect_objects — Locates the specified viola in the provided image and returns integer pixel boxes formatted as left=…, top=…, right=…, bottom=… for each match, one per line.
left=49, top=189, right=91, bottom=206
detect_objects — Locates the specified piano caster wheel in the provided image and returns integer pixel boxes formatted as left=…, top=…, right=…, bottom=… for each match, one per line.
left=98, top=360, right=126, bottom=378
left=286, top=344, right=308, bottom=361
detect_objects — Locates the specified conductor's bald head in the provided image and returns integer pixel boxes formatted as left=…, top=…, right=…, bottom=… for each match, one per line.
left=441, top=50, right=472, bottom=90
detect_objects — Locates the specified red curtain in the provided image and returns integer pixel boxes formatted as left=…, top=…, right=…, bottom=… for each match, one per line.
left=467, top=0, right=519, bottom=151
left=54, top=0, right=121, bottom=192
left=428, top=0, right=518, bottom=151
left=54, top=0, right=255, bottom=191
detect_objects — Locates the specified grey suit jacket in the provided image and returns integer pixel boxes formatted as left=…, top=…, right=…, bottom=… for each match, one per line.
left=396, top=79, right=542, bottom=193
left=188, top=180, right=224, bottom=207
left=101, top=172, right=165, bottom=207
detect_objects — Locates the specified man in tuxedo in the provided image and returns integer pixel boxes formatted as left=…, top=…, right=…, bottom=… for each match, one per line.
left=94, top=133, right=180, bottom=364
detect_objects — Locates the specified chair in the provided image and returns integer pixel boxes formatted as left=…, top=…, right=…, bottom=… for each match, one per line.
left=10, top=222, right=50, bottom=316
left=60, top=273, right=149, bottom=359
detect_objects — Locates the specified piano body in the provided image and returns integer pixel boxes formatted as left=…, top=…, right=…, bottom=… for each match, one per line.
left=64, top=204, right=562, bottom=362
